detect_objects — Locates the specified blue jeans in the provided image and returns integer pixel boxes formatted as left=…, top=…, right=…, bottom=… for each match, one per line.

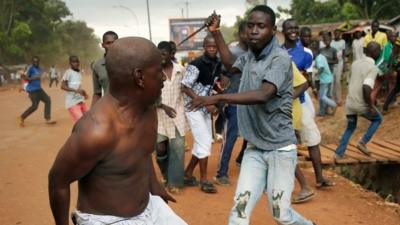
left=156, top=129, right=185, bottom=187
left=319, top=83, right=337, bottom=115
left=228, top=145, right=313, bottom=225
left=217, top=105, right=239, bottom=178
left=335, top=109, right=383, bottom=157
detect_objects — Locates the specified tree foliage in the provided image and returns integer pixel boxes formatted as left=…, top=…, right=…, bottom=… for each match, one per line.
left=279, top=0, right=400, bottom=25
left=0, top=0, right=102, bottom=67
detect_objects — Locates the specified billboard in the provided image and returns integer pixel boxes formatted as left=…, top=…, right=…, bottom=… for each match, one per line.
left=169, top=18, right=208, bottom=51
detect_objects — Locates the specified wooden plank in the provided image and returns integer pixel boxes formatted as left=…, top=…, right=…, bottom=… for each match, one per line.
left=338, top=144, right=377, bottom=163
left=373, top=140, right=400, bottom=154
left=366, top=142, right=400, bottom=161
left=321, top=144, right=357, bottom=164
left=385, top=140, right=400, bottom=147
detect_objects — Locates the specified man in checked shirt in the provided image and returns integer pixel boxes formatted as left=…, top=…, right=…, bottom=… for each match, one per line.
left=156, top=41, right=187, bottom=194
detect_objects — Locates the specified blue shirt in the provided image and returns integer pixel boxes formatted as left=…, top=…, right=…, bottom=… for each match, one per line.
left=315, top=54, right=333, bottom=84
left=26, top=66, right=42, bottom=92
left=233, top=36, right=296, bottom=150
left=283, top=44, right=313, bottom=104
left=284, top=45, right=313, bottom=72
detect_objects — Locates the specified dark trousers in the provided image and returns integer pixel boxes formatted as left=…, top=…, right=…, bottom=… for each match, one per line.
left=215, top=103, right=226, bottom=134
left=49, top=78, right=58, bottom=87
left=383, top=73, right=400, bottom=111
left=21, top=89, right=51, bottom=120
left=216, top=105, right=239, bottom=177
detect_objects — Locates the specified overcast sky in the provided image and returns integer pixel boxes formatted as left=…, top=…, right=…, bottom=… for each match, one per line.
left=64, top=0, right=290, bottom=44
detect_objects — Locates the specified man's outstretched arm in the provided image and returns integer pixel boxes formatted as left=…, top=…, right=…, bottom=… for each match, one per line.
left=189, top=81, right=277, bottom=110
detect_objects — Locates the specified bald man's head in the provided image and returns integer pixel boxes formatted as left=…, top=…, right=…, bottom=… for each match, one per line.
left=106, top=37, right=164, bottom=104
left=365, top=41, right=381, bottom=60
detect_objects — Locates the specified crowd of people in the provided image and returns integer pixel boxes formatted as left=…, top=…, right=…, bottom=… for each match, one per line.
left=12, top=4, right=399, bottom=225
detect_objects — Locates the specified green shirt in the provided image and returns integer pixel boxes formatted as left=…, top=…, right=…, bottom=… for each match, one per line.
left=376, top=42, right=393, bottom=75
left=92, top=57, right=109, bottom=96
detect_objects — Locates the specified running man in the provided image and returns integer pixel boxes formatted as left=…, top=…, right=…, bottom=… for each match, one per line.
left=61, top=56, right=88, bottom=123
left=48, top=37, right=187, bottom=225
left=18, top=56, right=56, bottom=126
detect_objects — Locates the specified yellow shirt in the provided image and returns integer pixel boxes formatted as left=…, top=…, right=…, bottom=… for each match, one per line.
left=363, top=31, right=387, bottom=48
left=292, top=63, right=307, bottom=130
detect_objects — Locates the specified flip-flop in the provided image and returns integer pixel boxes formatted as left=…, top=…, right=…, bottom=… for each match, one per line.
left=316, top=180, right=336, bottom=189
left=292, top=191, right=315, bottom=204
left=200, top=181, right=217, bottom=194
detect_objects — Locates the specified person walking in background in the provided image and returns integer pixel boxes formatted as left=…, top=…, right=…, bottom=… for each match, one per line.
left=18, top=56, right=56, bottom=127
left=61, top=56, right=88, bottom=123
left=335, top=42, right=382, bottom=160
left=312, top=43, right=337, bottom=116
left=49, top=65, right=59, bottom=88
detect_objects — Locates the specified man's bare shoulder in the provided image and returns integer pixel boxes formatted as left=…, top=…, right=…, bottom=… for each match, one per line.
left=72, top=103, right=116, bottom=154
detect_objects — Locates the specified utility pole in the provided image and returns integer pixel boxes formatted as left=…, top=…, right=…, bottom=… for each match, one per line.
left=146, top=0, right=152, bottom=41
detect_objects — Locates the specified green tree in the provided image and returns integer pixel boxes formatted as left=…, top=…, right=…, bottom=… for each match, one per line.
left=279, top=0, right=400, bottom=24
left=341, top=0, right=400, bottom=19
left=0, top=0, right=101, bottom=69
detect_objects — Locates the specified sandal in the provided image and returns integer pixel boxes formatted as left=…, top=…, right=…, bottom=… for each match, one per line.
left=292, top=191, right=315, bottom=204
left=184, top=176, right=199, bottom=187
left=200, top=181, right=217, bottom=194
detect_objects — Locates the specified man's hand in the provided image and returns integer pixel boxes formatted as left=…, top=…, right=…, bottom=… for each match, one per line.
left=189, top=96, right=219, bottom=111
left=21, top=74, right=27, bottom=80
left=162, top=105, right=177, bottom=118
left=206, top=11, right=221, bottom=33
left=151, top=182, right=176, bottom=203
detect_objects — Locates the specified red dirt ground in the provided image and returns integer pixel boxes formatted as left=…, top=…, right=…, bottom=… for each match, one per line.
left=0, top=76, right=399, bottom=225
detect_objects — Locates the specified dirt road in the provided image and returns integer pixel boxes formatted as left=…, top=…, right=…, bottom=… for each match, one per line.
left=0, top=76, right=399, bottom=225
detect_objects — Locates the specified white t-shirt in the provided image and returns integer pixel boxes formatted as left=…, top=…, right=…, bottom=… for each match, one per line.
left=49, top=67, right=58, bottom=79
left=352, top=37, right=365, bottom=61
left=345, top=57, right=379, bottom=115
left=62, top=69, right=85, bottom=109
left=331, top=39, right=346, bottom=64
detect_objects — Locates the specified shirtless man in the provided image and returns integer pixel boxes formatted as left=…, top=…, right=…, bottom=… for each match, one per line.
left=48, top=37, right=187, bottom=225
